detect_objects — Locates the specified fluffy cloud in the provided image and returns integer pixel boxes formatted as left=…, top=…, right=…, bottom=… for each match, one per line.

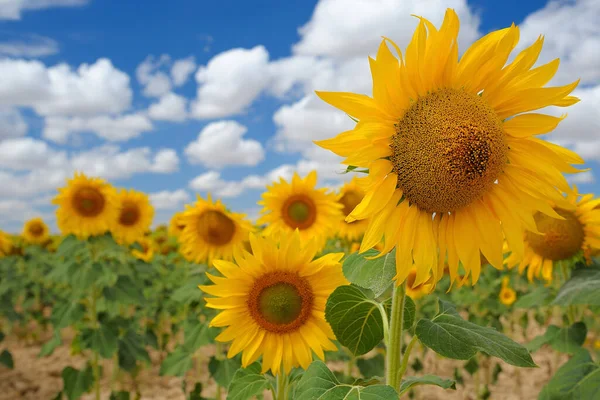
left=149, top=189, right=191, bottom=210
left=188, top=171, right=266, bottom=198
left=0, top=107, right=28, bottom=139
left=171, top=56, right=196, bottom=86
left=43, top=113, right=153, bottom=143
left=137, top=54, right=197, bottom=97
left=0, top=137, right=66, bottom=170
left=568, top=170, right=595, bottom=185
left=148, top=92, right=187, bottom=122
left=184, top=121, right=265, bottom=168
left=0, top=0, right=88, bottom=20
left=190, top=46, right=271, bottom=119
left=0, top=33, right=59, bottom=57
left=0, top=58, right=132, bottom=116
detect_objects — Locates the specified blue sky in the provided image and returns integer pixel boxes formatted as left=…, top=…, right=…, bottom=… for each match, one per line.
left=0, top=0, right=598, bottom=232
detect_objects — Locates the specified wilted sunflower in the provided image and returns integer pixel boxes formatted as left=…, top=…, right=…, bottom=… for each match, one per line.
left=168, top=211, right=186, bottom=238
left=22, top=217, right=50, bottom=245
left=179, top=194, right=253, bottom=264
left=337, top=178, right=368, bottom=241
left=316, top=8, right=582, bottom=287
left=131, top=237, right=154, bottom=262
left=112, top=189, right=154, bottom=245
left=200, top=232, right=347, bottom=375
left=0, top=230, right=11, bottom=257
left=499, top=277, right=517, bottom=306
left=506, top=186, right=600, bottom=283
left=53, top=172, right=118, bottom=238
left=258, top=171, right=342, bottom=251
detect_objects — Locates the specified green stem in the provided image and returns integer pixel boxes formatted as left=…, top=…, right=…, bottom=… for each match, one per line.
left=397, top=335, right=418, bottom=383
left=90, top=289, right=100, bottom=400
left=385, top=281, right=407, bottom=391
left=560, top=263, right=577, bottom=324
left=276, top=371, right=289, bottom=400
left=215, top=342, right=223, bottom=400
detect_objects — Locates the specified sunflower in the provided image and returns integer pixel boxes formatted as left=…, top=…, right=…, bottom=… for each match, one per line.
left=336, top=178, right=369, bottom=241
left=179, top=194, right=253, bottom=264
left=200, top=231, right=348, bottom=375
left=315, top=8, right=582, bottom=288
left=168, top=211, right=186, bottom=238
left=258, top=171, right=342, bottom=251
left=405, top=268, right=434, bottom=300
left=505, top=186, right=600, bottom=283
left=132, top=237, right=154, bottom=262
left=22, top=217, right=50, bottom=245
left=112, top=189, right=154, bottom=245
left=0, top=230, right=12, bottom=257
left=499, top=277, right=517, bottom=306
left=53, top=172, right=118, bottom=239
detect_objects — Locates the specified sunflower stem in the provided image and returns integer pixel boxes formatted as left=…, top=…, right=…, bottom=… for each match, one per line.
left=385, top=281, right=407, bottom=391
left=276, top=371, right=289, bottom=400
left=215, top=342, right=223, bottom=400
left=396, top=335, right=418, bottom=383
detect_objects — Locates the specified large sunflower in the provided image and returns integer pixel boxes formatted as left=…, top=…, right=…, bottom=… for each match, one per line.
left=53, top=172, right=118, bottom=239
left=200, top=232, right=347, bottom=375
left=22, top=217, right=50, bottom=245
left=179, top=194, right=253, bottom=264
left=336, top=178, right=369, bottom=241
left=112, top=189, right=154, bottom=245
left=505, top=186, right=600, bottom=283
left=0, top=230, right=11, bottom=257
left=257, top=171, right=342, bottom=251
left=315, top=9, right=582, bottom=287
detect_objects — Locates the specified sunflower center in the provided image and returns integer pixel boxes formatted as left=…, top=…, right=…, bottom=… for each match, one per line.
left=390, top=88, right=508, bottom=213
left=526, top=208, right=585, bottom=261
left=247, top=271, right=314, bottom=333
left=502, top=289, right=513, bottom=300
left=119, top=203, right=141, bottom=226
left=72, top=187, right=106, bottom=217
left=340, top=190, right=363, bottom=217
left=197, top=210, right=236, bottom=246
left=29, top=223, right=44, bottom=236
left=282, top=195, right=317, bottom=230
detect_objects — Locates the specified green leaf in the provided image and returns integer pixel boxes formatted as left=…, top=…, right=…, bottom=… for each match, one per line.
left=527, top=323, right=587, bottom=354
left=81, top=325, right=119, bottom=359
left=514, top=286, right=552, bottom=308
left=51, top=302, right=85, bottom=329
left=40, top=331, right=62, bottom=357
left=109, top=391, right=131, bottom=400
left=415, top=299, right=536, bottom=367
left=183, top=321, right=218, bottom=353
left=492, top=363, right=503, bottom=384
left=294, top=361, right=398, bottom=400
left=464, top=357, right=479, bottom=376
left=159, top=348, right=193, bottom=377
left=403, top=296, right=416, bottom=329
left=226, top=363, right=271, bottom=400
left=343, top=249, right=396, bottom=297
left=0, top=349, right=14, bottom=369
left=118, top=330, right=151, bottom=372
left=0, top=332, right=4, bottom=342
left=188, top=383, right=205, bottom=400
left=356, top=353, right=385, bottom=379
left=539, top=350, right=600, bottom=400
left=209, top=357, right=242, bottom=388
left=103, top=275, right=145, bottom=305
left=399, top=375, right=456, bottom=396
left=553, top=268, right=600, bottom=306
left=325, top=285, right=384, bottom=356
left=61, top=365, right=94, bottom=400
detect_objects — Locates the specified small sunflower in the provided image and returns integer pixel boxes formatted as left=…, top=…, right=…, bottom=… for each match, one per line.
left=499, top=277, right=517, bottom=306
left=0, top=230, right=12, bottom=257
left=506, top=186, right=600, bottom=283
left=336, top=178, right=368, bottom=241
left=405, top=268, right=434, bottom=300
left=112, top=189, right=154, bottom=245
left=315, top=8, right=582, bottom=288
left=132, top=237, right=154, bottom=262
left=168, top=211, right=186, bottom=238
left=258, top=171, right=342, bottom=251
left=53, top=172, right=118, bottom=239
left=200, top=232, right=348, bottom=375
left=179, top=194, right=253, bottom=264
left=22, top=217, right=50, bottom=245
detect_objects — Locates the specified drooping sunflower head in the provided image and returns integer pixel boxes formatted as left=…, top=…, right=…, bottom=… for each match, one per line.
left=315, top=8, right=583, bottom=288
left=168, top=211, right=186, bottom=238
left=405, top=268, right=434, bottom=300
left=257, top=171, right=342, bottom=251
left=336, top=178, right=369, bottom=242
left=53, top=172, right=119, bottom=239
left=506, top=186, right=600, bottom=283
left=112, top=189, right=154, bottom=245
left=22, top=217, right=50, bottom=245
left=179, top=194, right=253, bottom=264
left=0, top=230, right=12, bottom=257
left=200, top=231, right=348, bottom=375
left=131, top=237, right=154, bottom=262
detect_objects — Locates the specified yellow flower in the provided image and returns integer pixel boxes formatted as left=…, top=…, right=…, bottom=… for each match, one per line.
left=131, top=237, right=154, bottom=262
left=258, top=171, right=342, bottom=251
left=594, top=339, right=600, bottom=350
left=315, top=9, right=582, bottom=288
left=168, top=211, right=186, bottom=238
left=337, top=178, right=369, bottom=241
left=53, top=172, right=118, bottom=239
left=506, top=186, right=600, bottom=283
left=0, top=230, right=12, bottom=257
left=22, top=217, right=50, bottom=245
left=112, top=189, right=154, bottom=245
left=405, top=268, right=434, bottom=300
left=499, top=286, right=517, bottom=306
left=200, top=232, right=348, bottom=375
left=179, top=194, right=253, bottom=264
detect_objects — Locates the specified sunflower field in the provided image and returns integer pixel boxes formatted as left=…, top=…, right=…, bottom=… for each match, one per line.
left=2, top=7, right=600, bottom=400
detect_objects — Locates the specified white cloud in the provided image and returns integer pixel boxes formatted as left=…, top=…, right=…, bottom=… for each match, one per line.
left=149, top=189, right=190, bottom=210
left=143, top=72, right=172, bottom=97
left=190, top=46, right=271, bottom=119
left=0, top=107, right=28, bottom=139
left=136, top=54, right=173, bottom=98
left=0, top=0, right=88, bottom=20
left=184, top=121, right=265, bottom=168
left=0, top=199, right=54, bottom=227
left=0, top=137, right=66, bottom=170
left=147, top=92, right=187, bottom=122
left=151, top=149, right=179, bottom=173
left=43, top=113, right=153, bottom=143
left=0, top=58, right=132, bottom=117
left=0, top=33, right=59, bottom=57
left=171, top=56, right=196, bottom=86
left=568, top=170, right=595, bottom=185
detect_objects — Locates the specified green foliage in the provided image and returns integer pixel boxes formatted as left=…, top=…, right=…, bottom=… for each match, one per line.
left=398, top=375, right=456, bottom=396
left=39, top=331, right=62, bottom=357
left=0, top=349, right=14, bottom=369
left=527, top=322, right=587, bottom=355
left=514, top=286, right=553, bottom=308
left=209, top=357, right=241, bottom=388
left=226, top=363, right=272, bottom=400
left=61, top=365, right=94, bottom=400
left=343, top=249, right=396, bottom=297
left=539, top=350, right=600, bottom=399
left=553, top=267, right=600, bottom=306
left=356, top=353, right=385, bottom=379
